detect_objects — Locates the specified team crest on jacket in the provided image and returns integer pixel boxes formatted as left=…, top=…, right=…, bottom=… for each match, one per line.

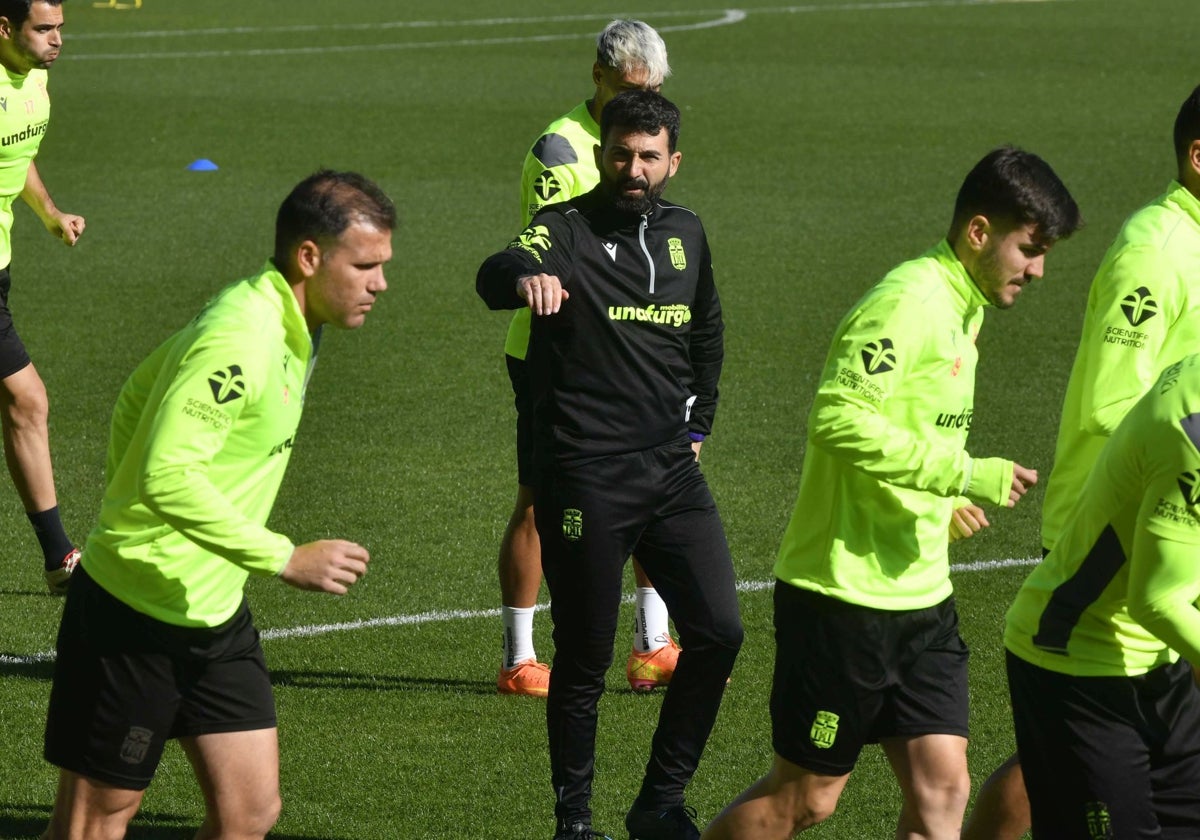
left=208, top=365, right=246, bottom=404
left=562, top=508, right=583, bottom=541
left=810, top=710, right=839, bottom=749
left=1120, top=286, right=1158, bottom=327
left=668, top=237, right=686, bottom=270
left=861, top=339, right=896, bottom=375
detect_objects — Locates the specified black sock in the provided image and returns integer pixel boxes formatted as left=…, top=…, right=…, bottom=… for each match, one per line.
left=27, top=506, right=74, bottom=570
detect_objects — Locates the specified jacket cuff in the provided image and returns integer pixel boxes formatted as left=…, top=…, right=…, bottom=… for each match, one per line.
left=963, top=457, right=1014, bottom=506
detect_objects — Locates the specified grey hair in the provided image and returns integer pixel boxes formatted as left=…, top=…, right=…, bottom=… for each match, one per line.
left=596, top=19, right=671, bottom=87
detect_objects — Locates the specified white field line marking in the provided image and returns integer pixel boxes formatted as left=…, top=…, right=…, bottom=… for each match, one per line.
left=66, top=0, right=1073, bottom=60
left=0, top=556, right=1038, bottom=666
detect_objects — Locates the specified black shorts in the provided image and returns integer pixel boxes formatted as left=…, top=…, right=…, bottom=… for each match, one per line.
left=506, top=353, right=533, bottom=486
left=44, top=566, right=277, bottom=790
left=770, top=583, right=969, bottom=776
left=1007, top=651, right=1200, bottom=839
left=0, top=266, right=31, bottom=379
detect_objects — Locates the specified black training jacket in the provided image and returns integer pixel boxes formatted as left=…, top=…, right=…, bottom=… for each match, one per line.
left=477, top=186, right=724, bottom=468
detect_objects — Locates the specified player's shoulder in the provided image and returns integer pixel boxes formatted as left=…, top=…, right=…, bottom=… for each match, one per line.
left=526, top=101, right=598, bottom=168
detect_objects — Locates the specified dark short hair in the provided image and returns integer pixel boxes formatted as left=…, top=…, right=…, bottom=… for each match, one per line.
left=0, top=0, right=63, bottom=30
left=950, top=146, right=1082, bottom=242
left=600, top=89, right=681, bottom=153
left=1174, top=84, right=1200, bottom=173
left=273, top=170, right=396, bottom=269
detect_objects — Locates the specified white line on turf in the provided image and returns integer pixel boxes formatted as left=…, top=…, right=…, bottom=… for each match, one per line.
left=66, top=0, right=1073, bottom=60
left=0, top=555, right=1038, bottom=666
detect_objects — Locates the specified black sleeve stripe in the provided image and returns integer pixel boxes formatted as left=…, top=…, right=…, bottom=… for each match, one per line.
left=531, top=133, right=579, bottom=168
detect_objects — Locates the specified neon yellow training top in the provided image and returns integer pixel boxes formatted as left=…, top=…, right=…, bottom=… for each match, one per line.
left=1041, top=182, right=1200, bottom=552
left=775, top=240, right=1014, bottom=610
left=504, top=100, right=601, bottom=360
left=1008, top=354, right=1200, bottom=676
left=82, top=263, right=315, bottom=627
left=0, top=67, right=49, bottom=268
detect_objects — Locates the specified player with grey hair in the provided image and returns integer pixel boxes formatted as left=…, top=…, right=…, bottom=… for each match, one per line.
left=595, top=18, right=671, bottom=88
left=495, top=18, right=680, bottom=699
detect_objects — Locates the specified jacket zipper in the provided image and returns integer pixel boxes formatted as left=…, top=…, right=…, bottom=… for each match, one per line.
left=638, top=214, right=655, bottom=294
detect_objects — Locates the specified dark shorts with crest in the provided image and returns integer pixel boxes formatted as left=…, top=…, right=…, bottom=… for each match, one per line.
left=1008, top=651, right=1200, bottom=839
left=43, top=566, right=276, bottom=790
left=770, top=582, right=969, bottom=776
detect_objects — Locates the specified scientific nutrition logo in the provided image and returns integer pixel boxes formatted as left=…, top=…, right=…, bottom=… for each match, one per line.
left=1120, top=286, right=1158, bottom=327
left=861, top=338, right=896, bottom=375
left=534, top=170, right=562, bottom=202
left=208, top=365, right=246, bottom=404
left=510, top=225, right=552, bottom=262
left=1177, top=471, right=1200, bottom=506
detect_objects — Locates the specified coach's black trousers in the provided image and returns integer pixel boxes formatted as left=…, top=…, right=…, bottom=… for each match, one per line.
left=533, top=438, right=743, bottom=826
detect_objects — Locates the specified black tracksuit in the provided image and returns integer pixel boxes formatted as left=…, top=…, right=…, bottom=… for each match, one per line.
left=478, top=186, right=743, bottom=828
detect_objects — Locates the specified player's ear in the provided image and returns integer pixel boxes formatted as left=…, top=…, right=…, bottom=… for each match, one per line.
left=591, top=61, right=605, bottom=89
left=963, top=215, right=990, bottom=253
left=0, top=16, right=12, bottom=40
left=295, top=240, right=321, bottom=278
left=668, top=150, right=681, bottom=178
left=594, top=144, right=603, bottom=170
left=1189, top=139, right=1200, bottom=179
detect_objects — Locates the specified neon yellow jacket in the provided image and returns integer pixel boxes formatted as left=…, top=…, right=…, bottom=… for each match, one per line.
left=1008, top=354, right=1200, bottom=676
left=82, top=264, right=314, bottom=627
left=505, top=100, right=601, bottom=360
left=775, top=241, right=1013, bottom=610
left=0, top=67, right=49, bottom=267
left=1042, top=182, right=1200, bottom=551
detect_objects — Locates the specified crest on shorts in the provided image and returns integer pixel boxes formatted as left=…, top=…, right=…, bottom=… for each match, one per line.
left=119, top=726, right=154, bottom=765
left=562, top=508, right=583, bottom=542
left=1084, top=801, right=1112, bottom=839
left=809, top=710, right=839, bottom=749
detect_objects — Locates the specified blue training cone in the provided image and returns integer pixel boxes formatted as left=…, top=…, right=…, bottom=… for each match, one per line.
left=187, top=158, right=219, bottom=171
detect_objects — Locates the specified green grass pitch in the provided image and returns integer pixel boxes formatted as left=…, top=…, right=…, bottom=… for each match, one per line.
left=0, top=0, right=1193, bottom=836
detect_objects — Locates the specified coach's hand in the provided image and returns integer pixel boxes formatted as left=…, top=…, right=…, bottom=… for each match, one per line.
left=280, top=540, right=370, bottom=594
left=517, top=273, right=569, bottom=315
left=1007, top=463, right=1038, bottom=507
left=949, top=504, right=990, bottom=542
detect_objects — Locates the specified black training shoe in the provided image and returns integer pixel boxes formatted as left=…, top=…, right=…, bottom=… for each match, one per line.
left=625, top=803, right=700, bottom=840
left=553, top=821, right=613, bottom=840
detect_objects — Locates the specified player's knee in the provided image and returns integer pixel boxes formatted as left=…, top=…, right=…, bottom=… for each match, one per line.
left=908, top=771, right=970, bottom=829
left=216, top=791, right=281, bottom=839
left=3, top=374, right=49, bottom=427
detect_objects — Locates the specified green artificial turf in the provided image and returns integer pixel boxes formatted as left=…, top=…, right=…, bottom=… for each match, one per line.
left=0, top=0, right=1193, bottom=836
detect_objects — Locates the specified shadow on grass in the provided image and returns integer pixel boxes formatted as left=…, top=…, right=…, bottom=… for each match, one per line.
left=0, top=804, right=355, bottom=839
left=269, top=668, right=497, bottom=695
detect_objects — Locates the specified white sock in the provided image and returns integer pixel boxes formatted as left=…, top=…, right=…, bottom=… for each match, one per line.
left=501, top=606, right=537, bottom=669
left=632, top=588, right=670, bottom=653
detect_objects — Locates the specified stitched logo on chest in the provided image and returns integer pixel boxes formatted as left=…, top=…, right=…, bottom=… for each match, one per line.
left=668, top=237, right=686, bottom=270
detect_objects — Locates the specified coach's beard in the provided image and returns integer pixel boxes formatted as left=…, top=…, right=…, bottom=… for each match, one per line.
left=606, top=173, right=670, bottom=215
